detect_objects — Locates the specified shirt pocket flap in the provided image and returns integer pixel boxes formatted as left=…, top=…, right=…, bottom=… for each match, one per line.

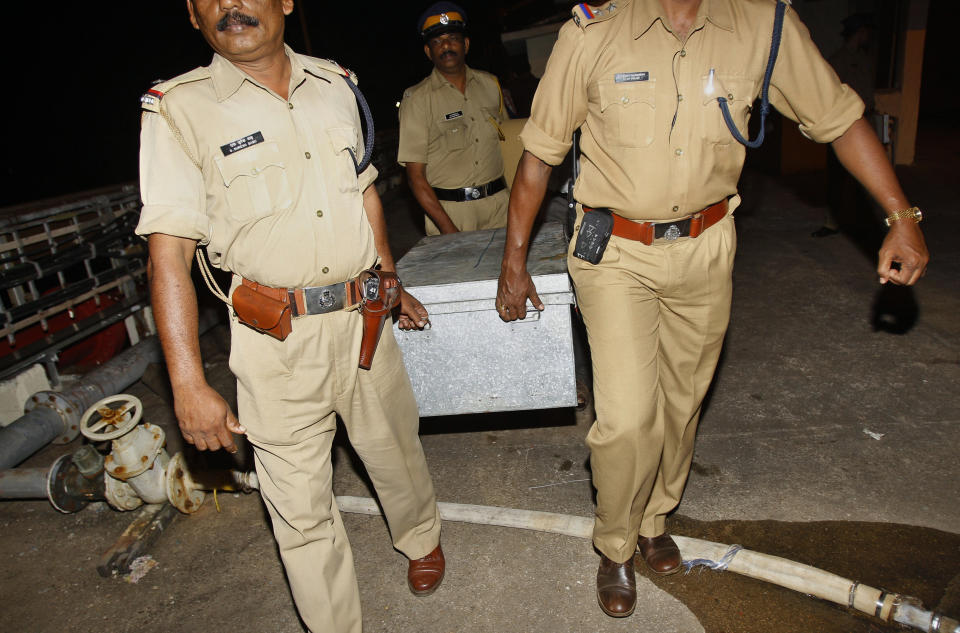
left=701, top=75, right=756, bottom=106
left=214, top=141, right=285, bottom=187
left=599, top=80, right=655, bottom=113
left=326, top=127, right=359, bottom=156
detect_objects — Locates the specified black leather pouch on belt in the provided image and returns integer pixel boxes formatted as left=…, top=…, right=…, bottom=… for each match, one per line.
left=358, top=269, right=402, bottom=370
left=572, top=207, right=614, bottom=264
left=231, top=278, right=293, bottom=341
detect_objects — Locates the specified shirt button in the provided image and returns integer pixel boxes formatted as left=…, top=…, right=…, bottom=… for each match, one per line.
left=322, top=266, right=329, bottom=274
left=677, top=94, right=684, bottom=102
left=680, top=49, right=687, bottom=57
left=672, top=205, right=680, bottom=212
left=675, top=148, right=684, bottom=156
left=305, top=152, right=311, bottom=159
left=620, top=96, right=629, bottom=104
left=475, top=139, right=479, bottom=143
left=316, top=210, right=323, bottom=218
left=287, top=102, right=294, bottom=109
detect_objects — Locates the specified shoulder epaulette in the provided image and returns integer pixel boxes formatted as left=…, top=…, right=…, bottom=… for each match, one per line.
left=139, top=67, right=210, bottom=113
left=571, top=0, right=627, bottom=29
left=305, top=56, right=358, bottom=85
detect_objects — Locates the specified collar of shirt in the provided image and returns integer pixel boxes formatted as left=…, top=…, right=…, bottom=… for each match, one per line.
left=428, top=65, right=478, bottom=91
left=208, top=44, right=309, bottom=102
left=631, top=0, right=733, bottom=40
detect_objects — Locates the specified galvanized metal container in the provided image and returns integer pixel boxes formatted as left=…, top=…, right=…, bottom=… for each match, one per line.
left=393, top=222, right=577, bottom=417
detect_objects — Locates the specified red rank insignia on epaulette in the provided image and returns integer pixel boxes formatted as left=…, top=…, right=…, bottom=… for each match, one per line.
left=140, top=89, right=164, bottom=107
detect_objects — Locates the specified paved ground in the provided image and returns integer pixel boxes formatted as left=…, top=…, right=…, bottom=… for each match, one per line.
left=1, top=122, right=957, bottom=633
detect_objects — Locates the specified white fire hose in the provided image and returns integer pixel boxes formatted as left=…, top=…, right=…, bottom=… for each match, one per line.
left=331, top=495, right=957, bottom=633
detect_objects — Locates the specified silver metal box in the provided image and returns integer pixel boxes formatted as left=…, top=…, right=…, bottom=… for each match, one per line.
left=393, top=222, right=577, bottom=417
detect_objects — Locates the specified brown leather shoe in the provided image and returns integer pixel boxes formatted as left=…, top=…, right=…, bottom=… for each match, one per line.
left=636, top=534, right=682, bottom=575
left=596, top=554, right=636, bottom=617
left=407, top=544, right=445, bottom=596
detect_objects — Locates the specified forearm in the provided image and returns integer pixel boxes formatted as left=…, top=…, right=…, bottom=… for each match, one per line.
left=405, top=163, right=458, bottom=233
left=830, top=117, right=909, bottom=213
left=146, top=234, right=206, bottom=393
left=362, top=185, right=397, bottom=272
left=502, top=150, right=553, bottom=271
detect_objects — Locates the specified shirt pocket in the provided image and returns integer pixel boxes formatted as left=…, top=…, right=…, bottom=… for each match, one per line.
left=597, top=79, right=656, bottom=148
left=700, top=75, right=757, bottom=145
left=326, top=127, right=361, bottom=193
left=214, top=141, right=292, bottom=221
left=438, top=117, right=469, bottom=152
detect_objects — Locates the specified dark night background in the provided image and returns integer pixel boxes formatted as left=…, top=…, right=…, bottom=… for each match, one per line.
left=2, top=1, right=956, bottom=209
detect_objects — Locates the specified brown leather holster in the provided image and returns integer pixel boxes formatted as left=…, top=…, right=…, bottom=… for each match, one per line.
left=231, top=278, right=293, bottom=341
left=357, top=269, right=402, bottom=370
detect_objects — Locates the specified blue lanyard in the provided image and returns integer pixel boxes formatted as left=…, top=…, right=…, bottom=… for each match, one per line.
left=717, top=0, right=787, bottom=148
left=341, top=75, right=375, bottom=173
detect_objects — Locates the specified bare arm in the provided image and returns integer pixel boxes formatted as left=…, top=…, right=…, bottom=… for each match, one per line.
left=362, top=186, right=429, bottom=329
left=405, top=162, right=459, bottom=234
left=830, top=117, right=929, bottom=285
left=496, top=150, right=552, bottom=321
left=147, top=233, right=243, bottom=452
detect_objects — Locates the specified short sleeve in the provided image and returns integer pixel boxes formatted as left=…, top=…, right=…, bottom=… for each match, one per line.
left=768, top=7, right=865, bottom=143
left=397, top=91, right=429, bottom=166
left=520, top=22, right=588, bottom=165
left=136, top=111, right=210, bottom=243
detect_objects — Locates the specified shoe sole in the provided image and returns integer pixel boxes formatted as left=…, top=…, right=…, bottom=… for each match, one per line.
left=408, top=569, right=445, bottom=597
left=597, top=594, right=636, bottom=618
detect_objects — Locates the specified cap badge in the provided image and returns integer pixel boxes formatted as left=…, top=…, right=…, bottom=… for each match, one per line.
left=440, top=13, right=450, bottom=25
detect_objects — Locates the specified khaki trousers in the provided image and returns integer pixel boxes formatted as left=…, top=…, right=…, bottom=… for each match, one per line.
left=425, top=187, right=509, bottom=235
left=568, top=212, right=736, bottom=564
left=229, top=308, right=441, bottom=633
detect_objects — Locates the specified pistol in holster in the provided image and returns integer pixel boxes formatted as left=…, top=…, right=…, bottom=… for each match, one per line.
left=357, top=269, right=402, bottom=370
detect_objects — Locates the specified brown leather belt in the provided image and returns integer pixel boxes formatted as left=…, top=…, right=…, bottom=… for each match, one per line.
left=584, top=199, right=728, bottom=246
left=433, top=177, right=507, bottom=202
left=288, top=279, right=363, bottom=317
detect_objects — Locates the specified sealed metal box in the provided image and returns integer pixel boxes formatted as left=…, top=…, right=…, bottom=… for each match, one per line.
left=393, top=222, right=577, bottom=417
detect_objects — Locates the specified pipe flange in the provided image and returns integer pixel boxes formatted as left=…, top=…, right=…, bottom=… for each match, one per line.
left=165, top=452, right=205, bottom=514
left=46, top=454, right=88, bottom=514
left=104, top=474, right=143, bottom=511
left=24, top=391, right=79, bottom=445
left=104, top=423, right=165, bottom=481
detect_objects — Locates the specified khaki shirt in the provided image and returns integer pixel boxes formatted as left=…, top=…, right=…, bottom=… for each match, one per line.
left=521, top=0, right=864, bottom=221
left=398, top=66, right=506, bottom=189
left=136, top=46, right=379, bottom=289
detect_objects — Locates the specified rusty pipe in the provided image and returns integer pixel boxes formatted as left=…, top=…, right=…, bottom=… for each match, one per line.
left=0, top=451, right=106, bottom=513
left=0, top=309, right=220, bottom=469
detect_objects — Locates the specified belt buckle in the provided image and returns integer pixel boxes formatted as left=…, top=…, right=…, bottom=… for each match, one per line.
left=468, top=187, right=480, bottom=200
left=663, top=224, right=681, bottom=241
left=318, top=288, right=336, bottom=309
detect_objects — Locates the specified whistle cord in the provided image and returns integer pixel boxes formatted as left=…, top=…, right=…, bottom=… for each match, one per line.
left=717, top=0, right=786, bottom=148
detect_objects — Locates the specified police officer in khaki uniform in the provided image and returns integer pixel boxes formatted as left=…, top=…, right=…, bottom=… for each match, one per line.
left=398, top=2, right=510, bottom=235
left=136, top=2, right=445, bottom=631
left=496, top=0, right=928, bottom=618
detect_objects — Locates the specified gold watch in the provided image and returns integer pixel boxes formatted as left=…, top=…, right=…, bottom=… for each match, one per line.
left=884, top=206, right=923, bottom=227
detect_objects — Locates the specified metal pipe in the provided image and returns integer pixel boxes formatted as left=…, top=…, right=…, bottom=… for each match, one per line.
left=0, top=309, right=220, bottom=469
left=0, top=467, right=48, bottom=498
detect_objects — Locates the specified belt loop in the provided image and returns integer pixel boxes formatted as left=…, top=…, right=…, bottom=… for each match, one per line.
left=689, top=213, right=704, bottom=238
left=293, top=288, right=307, bottom=316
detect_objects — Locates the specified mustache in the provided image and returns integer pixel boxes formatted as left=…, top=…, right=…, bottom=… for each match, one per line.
left=216, top=11, right=259, bottom=31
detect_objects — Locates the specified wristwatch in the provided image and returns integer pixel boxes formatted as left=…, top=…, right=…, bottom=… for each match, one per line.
left=884, top=206, right=923, bottom=227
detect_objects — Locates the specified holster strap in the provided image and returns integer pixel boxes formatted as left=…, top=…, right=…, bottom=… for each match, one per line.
left=584, top=199, right=728, bottom=245
left=288, top=279, right=363, bottom=317
left=433, top=177, right=507, bottom=202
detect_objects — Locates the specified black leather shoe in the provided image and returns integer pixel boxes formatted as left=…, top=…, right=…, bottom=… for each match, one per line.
left=636, top=534, right=682, bottom=575
left=597, top=554, right=636, bottom=617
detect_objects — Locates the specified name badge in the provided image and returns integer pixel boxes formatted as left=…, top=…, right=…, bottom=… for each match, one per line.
left=445, top=111, right=464, bottom=120
left=615, top=72, right=649, bottom=83
left=220, top=131, right=265, bottom=156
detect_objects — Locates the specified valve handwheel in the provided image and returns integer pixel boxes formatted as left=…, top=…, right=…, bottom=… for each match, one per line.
left=80, top=394, right=144, bottom=441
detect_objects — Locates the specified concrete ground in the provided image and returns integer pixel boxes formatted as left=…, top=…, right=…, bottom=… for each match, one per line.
left=1, top=123, right=957, bottom=633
